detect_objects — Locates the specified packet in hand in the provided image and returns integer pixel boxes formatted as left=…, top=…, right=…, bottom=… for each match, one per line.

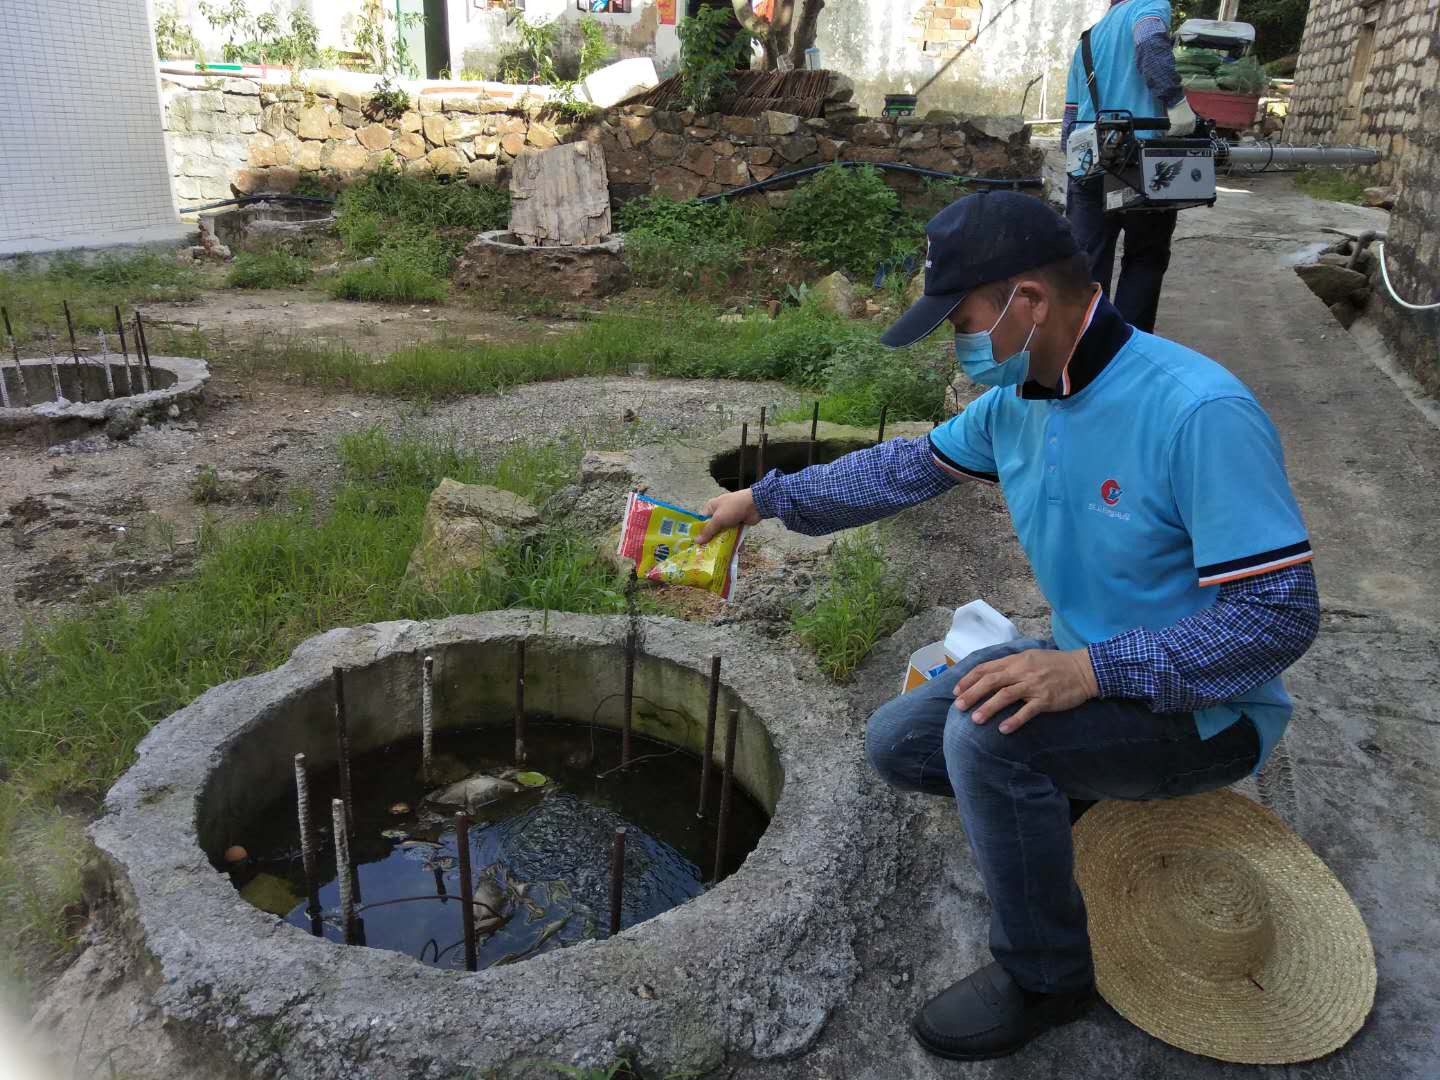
left=617, top=492, right=744, bottom=600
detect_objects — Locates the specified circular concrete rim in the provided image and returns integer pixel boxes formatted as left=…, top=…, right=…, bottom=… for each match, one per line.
left=0, top=355, right=208, bottom=427
left=473, top=228, right=625, bottom=254
left=92, top=611, right=876, bottom=1076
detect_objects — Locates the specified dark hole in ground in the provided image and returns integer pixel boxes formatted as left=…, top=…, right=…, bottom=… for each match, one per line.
left=709, top=437, right=870, bottom=491
left=2, top=362, right=176, bottom=406
left=223, top=718, right=769, bottom=971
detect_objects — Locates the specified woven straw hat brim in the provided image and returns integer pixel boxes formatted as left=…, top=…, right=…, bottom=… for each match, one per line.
left=1073, top=789, right=1375, bottom=1064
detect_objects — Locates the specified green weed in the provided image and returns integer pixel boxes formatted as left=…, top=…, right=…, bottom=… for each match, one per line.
left=330, top=255, right=448, bottom=303
left=781, top=164, right=915, bottom=277
left=0, top=253, right=201, bottom=341
left=616, top=195, right=777, bottom=289
left=793, top=529, right=911, bottom=681
left=190, top=464, right=223, bottom=503
left=1293, top=169, right=1369, bottom=206
left=225, top=249, right=313, bottom=289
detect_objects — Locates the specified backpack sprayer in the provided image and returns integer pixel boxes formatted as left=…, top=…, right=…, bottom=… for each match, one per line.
left=1064, top=112, right=1381, bottom=213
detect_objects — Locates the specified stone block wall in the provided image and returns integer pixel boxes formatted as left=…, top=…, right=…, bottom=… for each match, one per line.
left=1286, top=0, right=1440, bottom=392
left=160, top=73, right=1043, bottom=210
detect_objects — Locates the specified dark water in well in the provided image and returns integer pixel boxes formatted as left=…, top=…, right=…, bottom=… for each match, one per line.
left=709, top=438, right=869, bottom=491
left=224, top=720, right=768, bottom=971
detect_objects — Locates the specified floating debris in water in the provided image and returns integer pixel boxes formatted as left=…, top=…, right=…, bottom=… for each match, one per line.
left=512, top=771, right=548, bottom=788
left=380, top=828, right=409, bottom=840
left=223, top=845, right=248, bottom=863
left=389, top=802, right=411, bottom=816
left=240, top=873, right=300, bottom=916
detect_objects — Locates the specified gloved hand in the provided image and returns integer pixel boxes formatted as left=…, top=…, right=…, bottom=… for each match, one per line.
left=1167, top=98, right=1197, bottom=137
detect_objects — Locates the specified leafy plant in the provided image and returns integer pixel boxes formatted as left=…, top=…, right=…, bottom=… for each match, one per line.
left=226, top=249, right=312, bottom=289
left=154, top=4, right=205, bottom=61
left=353, top=0, right=425, bottom=78
left=615, top=194, right=774, bottom=289
left=781, top=164, right=910, bottom=276
left=576, top=15, right=612, bottom=79
left=196, top=0, right=325, bottom=78
left=366, top=78, right=412, bottom=120
left=793, top=529, right=911, bottom=681
left=676, top=5, right=755, bottom=111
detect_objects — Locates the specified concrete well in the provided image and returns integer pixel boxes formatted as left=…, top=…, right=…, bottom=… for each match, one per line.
left=453, top=230, right=629, bottom=300
left=203, top=201, right=336, bottom=254
left=92, top=611, right=881, bottom=1078
left=0, top=355, right=208, bottom=446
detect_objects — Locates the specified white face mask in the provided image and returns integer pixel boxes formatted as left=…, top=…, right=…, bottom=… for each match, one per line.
left=953, top=286, right=1037, bottom=388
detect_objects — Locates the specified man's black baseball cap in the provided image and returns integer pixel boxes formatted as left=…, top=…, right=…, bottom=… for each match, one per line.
left=880, top=190, right=1080, bottom=348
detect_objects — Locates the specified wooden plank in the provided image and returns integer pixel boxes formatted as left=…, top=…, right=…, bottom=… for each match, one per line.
left=507, top=141, right=612, bottom=247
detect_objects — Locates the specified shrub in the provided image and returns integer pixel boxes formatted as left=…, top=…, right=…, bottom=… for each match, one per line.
left=330, top=253, right=448, bottom=303
left=616, top=194, right=776, bottom=288
left=793, top=530, right=911, bottom=680
left=676, top=5, right=755, bottom=111
left=225, top=249, right=312, bottom=289
left=781, top=164, right=911, bottom=277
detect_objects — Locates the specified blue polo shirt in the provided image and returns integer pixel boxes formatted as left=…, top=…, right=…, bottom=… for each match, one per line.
left=928, top=295, right=1312, bottom=765
left=1065, top=0, right=1172, bottom=137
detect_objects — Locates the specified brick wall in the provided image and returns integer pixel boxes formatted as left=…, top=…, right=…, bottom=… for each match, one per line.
left=1287, top=0, right=1440, bottom=392
left=1, top=1, right=179, bottom=248
left=911, top=2, right=984, bottom=58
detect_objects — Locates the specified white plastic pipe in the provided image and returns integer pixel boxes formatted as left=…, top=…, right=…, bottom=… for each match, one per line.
left=1375, top=243, right=1440, bottom=312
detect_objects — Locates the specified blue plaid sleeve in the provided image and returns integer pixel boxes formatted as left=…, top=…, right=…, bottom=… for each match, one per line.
left=1087, top=562, right=1320, bottom=712
left=749, top=436, right=957, bottom=536
left=1134, top=14, right=1185, bottom=109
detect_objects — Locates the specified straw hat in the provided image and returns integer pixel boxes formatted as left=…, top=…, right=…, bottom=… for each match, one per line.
left=1072, top=789, right=1375, bottom=1064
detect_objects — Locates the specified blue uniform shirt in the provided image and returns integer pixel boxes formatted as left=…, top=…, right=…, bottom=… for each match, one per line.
left=1066, top=0, right=1172, bottom=137
left=929, top=295, right=1313, bottom=765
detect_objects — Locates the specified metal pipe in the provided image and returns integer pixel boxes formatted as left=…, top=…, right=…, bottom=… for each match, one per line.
left=133, top=317, right=151, bottom=392
left=757, top=433, right=768, bottom=483
left=608, top=826, right=627, bottom=936
left=2, top=308, right=31, bottom=408
left=294, top=753, right=322, bottom=934
left=333, top=797, right=358, bottom=945
left=738, top=421, right=749, bottom=489
left=1223, top=144, right=1381, bottom=168
left=876, top=404, right=888, bottom=445
left=114, top=307, right=135, bottom=396
left=713, top=708, right=740, bottom=883
left=621, top=628, right=635, bottom=766
left=514, top=641, right=526, bottom=765
left=421, top=655, right=434, bottom=782
left=97, top=333, right=115, bottom=398
left=698, top=655, right=721, bottom=817
left=62, top=302, right=86, bottom=403
left=332, top=667, right=360, bottom=903
left=695, top=161, right=1042, bottom=205
left=45, top=331, right=63, bottom=402
left=807, top=402, right=819, bottom=467
left=455, top=813, right=479, bottom=972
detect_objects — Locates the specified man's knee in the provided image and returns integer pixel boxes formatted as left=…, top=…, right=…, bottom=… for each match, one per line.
left=942, top=704, right=1027, bottom=778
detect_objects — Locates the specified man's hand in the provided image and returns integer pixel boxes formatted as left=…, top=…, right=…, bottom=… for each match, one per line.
left=1166, top=98, right=1197, bottom=137
left=953, top=648, right=1100, bottom=734
left=694, top=489, right=761, bottom=546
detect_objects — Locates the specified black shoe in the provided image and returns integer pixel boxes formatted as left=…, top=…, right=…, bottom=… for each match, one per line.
left=910, top=962, right=1096, bottom=1061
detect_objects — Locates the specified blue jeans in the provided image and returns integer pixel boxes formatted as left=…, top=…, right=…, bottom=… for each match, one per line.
left=865, top=639, right=1260, bottom=994
left=1066, top=177, right=1178, bottom=333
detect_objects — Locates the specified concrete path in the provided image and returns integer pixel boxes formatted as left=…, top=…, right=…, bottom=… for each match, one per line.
left=749, top=177, right=1440, bottom=1079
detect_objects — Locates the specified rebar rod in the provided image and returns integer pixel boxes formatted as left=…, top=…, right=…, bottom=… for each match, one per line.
left=759, top=405, right=766, bottom=435
left=114, top=306, right=134, bottom=396
left=132, top=317, right=151, bottom=392
left=608, top=826, right=627, bottom=936
left=97, top=333, right=115, bottom=398
left=876, top=404, right=888, bottom=444
left=738, top=422, right=749, bottom=489
left=62, top=301, right=86, bottom=403
left=332, top=667, right=360, bottom=903
left=2, top=308, right=31, bottom=408
left=698, top=655, right=721, bottom=817
left=421, top=655, right=434, bottom=782
left=333, top=798, right=358, bottom=945
left=294, top=754, right=322, bottom=934
left=757, top=433, right=768, bottom=483
left=134, top=311, right=154, bottom=378
left=455, top=814, right=479, bottom=972
left=713, top=708, right=739, bottom=883
left=807, top=402, right=819, bottom=467
left=621, top=627, right=635, bottom=767
left=514, top=641, right=527, bottom=765
left=45, top=332, right=63, bottom=401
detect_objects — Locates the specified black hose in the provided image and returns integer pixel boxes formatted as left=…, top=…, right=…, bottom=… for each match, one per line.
left=696, top=160, right=1043, bottom=203
left=178, top=194, right=336, bottom=213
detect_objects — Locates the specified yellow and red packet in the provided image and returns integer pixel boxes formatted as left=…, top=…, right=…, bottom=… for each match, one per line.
left=617, top=492, right=744, bottom=600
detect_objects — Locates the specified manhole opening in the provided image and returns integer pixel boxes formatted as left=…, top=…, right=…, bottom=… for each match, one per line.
left=202, top=642, right=778, bottom=972
left=709, top=438, right=870, bottom=492
left=3, top=361, right=177, bottom=406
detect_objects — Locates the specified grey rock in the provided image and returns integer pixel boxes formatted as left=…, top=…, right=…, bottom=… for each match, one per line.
left=1296, top=262, right=1370, bottom=307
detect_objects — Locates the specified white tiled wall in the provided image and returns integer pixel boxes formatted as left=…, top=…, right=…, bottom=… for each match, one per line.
left=0, top=1, right=180, bottom=246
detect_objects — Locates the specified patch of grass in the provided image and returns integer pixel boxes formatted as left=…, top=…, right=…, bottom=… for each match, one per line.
left=780, top=164, right=917, bottom=278
left=616, top=195, right=778, bottom=290
left=329, top=255, right=448, bottom=303
left=793, top=529, right=911, bottom=681
left=1293, top=169, right=1369, bottom=205
left=225, top=249, right=313, bottom=289
left=0, top=252, right=202, bottom=341
left=0, top=797, right=89, bottom=1008
left=0, top=429, right=619, bottom=991
left=190, top=464, right=223, bottom=503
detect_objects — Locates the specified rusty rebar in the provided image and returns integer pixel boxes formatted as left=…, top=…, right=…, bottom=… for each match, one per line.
left=455, top=813, right=479, bottom=972
left=608, top=826, right=627, bottom=936
left=294, top=753, right=322, bottom=934
left=807, top=401, right=819, bottom=466
left=514, top=641, right=527, bottom=765
left=132, top=316, right=151, bottom=392
left=421, top=655, right=434, bottom=782
left=756, top=433, right=768, bottom=482
left=44, top=331, right=63, bottom=402
left=698, top=655, right=721, bottom=817
left=760, top=405, right=766, bottom=435
left=738, top=421, right=749, bottom=489
left=713, top=708, right=739, bottom=883
left=333, top=797, right=358, bottom=944
left=332, top=667, right=360, bottom=903
left=877, top=404, right=888, bottom=444
left=113, top=307, right=134, bottom=396
left=621, top=626, right=635, bottom=767
left=134, top=310, right=154, bottom=378
left=96, top=333, right=115, bottom=398
left=61, top=301, right=86, bottom=403
left=2, top=308, right=31, bottom=408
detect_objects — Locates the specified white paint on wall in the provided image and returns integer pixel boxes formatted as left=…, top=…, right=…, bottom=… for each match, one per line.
left=0, top=0, right=184, bottom=253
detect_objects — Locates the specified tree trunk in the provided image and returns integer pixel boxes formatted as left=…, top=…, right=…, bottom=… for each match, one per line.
left=788, top=0, right=825, bottom=69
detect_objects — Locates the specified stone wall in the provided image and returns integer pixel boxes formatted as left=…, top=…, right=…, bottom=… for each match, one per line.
left=160, top=72, right=1043, bottom=209
left=1286, top=0, right=1440, bottom=393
